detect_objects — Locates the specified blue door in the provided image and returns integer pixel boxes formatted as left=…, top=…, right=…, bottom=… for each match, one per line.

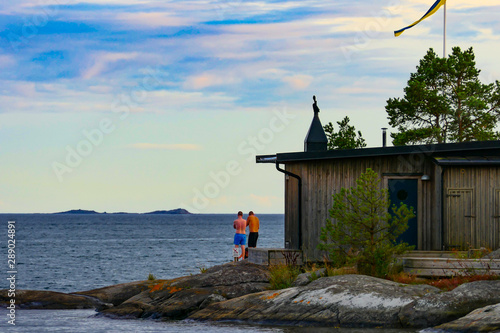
left=388, top=179, right=418, bottom=248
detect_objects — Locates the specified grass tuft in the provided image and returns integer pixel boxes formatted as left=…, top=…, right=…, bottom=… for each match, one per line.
left=268, top=264, right=301, bottom=290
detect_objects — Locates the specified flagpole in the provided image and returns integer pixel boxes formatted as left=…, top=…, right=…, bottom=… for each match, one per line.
left=443, top=1, right=447, bottom=57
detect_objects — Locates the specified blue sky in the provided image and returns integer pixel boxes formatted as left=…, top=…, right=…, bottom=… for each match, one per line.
left=1, top=0, right=500, bottom=213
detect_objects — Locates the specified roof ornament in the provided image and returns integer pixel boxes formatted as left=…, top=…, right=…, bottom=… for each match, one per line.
left=312, top=95, right=320, bottom=115
left=304, top=95, right=328, bottom=152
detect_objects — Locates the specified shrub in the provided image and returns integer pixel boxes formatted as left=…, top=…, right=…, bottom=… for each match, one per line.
left=268, top=264, right=301, bottom=290
left=147, top=273, right=156, bottom=281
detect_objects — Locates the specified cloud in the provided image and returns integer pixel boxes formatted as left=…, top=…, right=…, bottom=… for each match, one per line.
left=128, top=143, right=202, bottom=150
left=249, top=194, right=280, bottom=207
left=114, top=12, right=194, bottom=28
left=82, top=52, right=139, bottom=79
left=334, top=77, right=400, bottom=96
left=282, top=74, right=313, bottom=90
left=0, top=78, right=239, bottom=114
left=412, top=0, right=500, bottom=10
left=0, top=55, right=15, bottom=68
left=88, top=85, right=114, bottom=94
left=0, top=80, right=112, bottom=113
left=183, top=72, right=240, bottom=90
left=136, top=90, right=237, bottom=112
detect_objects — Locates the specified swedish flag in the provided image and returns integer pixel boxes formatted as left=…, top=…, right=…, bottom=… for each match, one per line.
left=395, top=0, right=446, bottom=37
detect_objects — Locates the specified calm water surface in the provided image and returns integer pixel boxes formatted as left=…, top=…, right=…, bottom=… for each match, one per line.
left=0, top=214, right=284, bottom=292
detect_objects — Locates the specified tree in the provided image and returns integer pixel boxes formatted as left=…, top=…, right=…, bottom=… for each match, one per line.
left=323, top=116, right=366, bottom=150
left=386, top=46, right=500, bottom=146
left=318, top=169, right=414, bottom=277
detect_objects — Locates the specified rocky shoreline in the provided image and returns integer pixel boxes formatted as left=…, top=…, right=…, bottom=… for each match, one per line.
left=1, top=261, right=499, bottom=332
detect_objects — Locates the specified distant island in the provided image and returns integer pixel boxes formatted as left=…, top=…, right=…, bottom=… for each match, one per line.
left=54, top=208, right=192, bottom=215
left=54, top=209, right=100, bottom=215
left=144, top=208, right=191, bottom=215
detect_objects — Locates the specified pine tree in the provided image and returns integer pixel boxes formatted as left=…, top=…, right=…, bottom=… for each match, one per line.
left=386, top=46, right=500, bottom=145
left=323, top=116, right=366, bottom=150
left=318, top=169, right=414, bottom=277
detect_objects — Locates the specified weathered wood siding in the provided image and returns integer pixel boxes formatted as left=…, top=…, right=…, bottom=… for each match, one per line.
left=284, top=174, right=299, bottom=250
left=443, top=167, right=500, bottom=249
left=285, top=154, right=440, bottom=261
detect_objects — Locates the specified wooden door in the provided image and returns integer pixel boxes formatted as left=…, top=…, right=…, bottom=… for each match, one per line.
left=388, top=179, right=418, bottom=248
left=446, top=188, right=474, bottom=249
left=495, top=189, right=500, bottom=248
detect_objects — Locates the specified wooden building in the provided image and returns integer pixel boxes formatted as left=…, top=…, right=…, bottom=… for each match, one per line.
left=257, top=99, right=500, bottom=261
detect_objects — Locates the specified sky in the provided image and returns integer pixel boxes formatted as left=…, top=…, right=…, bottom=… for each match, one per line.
left=1, top=0, right=500, bottom=214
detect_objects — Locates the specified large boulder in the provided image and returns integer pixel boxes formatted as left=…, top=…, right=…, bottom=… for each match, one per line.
left=292, top=268, right=326, bottom=287
left=484, top=248, right=500, bottom=259
left=74, top=280, right=150, bottom=306
left=0, top=280, right=152, bottom=310
left=190, top=274, right=440, bottom=327
left=434, top=302, right=500, bottom=332
left=0, top=290, right=97, bottom=309
left=100, top=261, right=270, bottom=320
left=399, top=280, right=500, bottom=328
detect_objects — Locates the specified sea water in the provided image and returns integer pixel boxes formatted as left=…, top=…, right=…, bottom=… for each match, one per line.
left=0, top=214, right=421, bottom=332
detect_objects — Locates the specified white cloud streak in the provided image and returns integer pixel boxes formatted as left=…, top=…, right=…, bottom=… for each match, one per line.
left=82, top=52, right=139, bottom=80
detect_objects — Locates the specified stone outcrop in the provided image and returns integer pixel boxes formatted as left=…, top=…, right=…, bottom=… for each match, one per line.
left=100, top=261, right=270, bottom=320
left=2, top=261, right=500, bottom=332
left=292, top=268, right=326, bottom=287
left=0, top=281, right=151, bottom=310
left=434, top=303, right=500, bottom=332
left=190, top=274, right=440, bottom=327
left=75, top=280, right=151, bottom=307
left=484, top=248, right=500, bottom=259
left=0, top=261, right=268, bottom=313
left=399, top=280, right=500, bottom=328
left=191, top=275, right=500, bottom=329
left=0, top=290, right=97, bottom=309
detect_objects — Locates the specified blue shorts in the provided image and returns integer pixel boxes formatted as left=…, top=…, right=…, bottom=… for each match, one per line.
left=234, top=233, right=246, bottom=246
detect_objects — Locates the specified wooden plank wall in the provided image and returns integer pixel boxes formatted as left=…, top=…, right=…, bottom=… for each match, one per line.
left=443, top=167, right=500, bottom=249
left=285, top=154, right=439, bottom=261
left=284, top=172, right=299, bottom=250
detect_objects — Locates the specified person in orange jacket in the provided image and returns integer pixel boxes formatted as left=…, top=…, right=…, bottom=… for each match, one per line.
left=245, top=211, right=260, bottom=258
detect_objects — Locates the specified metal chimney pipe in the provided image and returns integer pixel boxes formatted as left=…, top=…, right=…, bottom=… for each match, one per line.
left=382, top=128, right=388, bottom=147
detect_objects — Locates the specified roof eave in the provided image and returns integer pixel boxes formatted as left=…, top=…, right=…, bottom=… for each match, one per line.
left=257, top=140, right=500, bottom=164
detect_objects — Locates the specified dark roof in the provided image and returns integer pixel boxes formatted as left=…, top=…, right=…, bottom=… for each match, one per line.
left=256, top=140, right=500, bottom=164
left=304, top=113, right=327, bottom=151
left=433, top=156, right=500, bottom=166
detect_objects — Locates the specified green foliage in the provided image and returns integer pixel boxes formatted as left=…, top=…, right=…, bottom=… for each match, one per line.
left=268, top=264, right=301, bottom=290
left=323, top=116, right=367, bottom=150
left=304, top=264, right=324, bottom=282
left=147, top=273, right=156, bottom=281
left=318, top=168, right=415, bottom=277
left=325, top=266, right=359, bottom=277
left=198, top=266, right=208, bottom=274
left=308, top=271, right=320, bottom=282
left=386, top=46, right=500, bottom=145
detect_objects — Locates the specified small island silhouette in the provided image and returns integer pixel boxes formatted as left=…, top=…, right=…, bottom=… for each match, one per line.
left=54, top=208, right=191, bottom=215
